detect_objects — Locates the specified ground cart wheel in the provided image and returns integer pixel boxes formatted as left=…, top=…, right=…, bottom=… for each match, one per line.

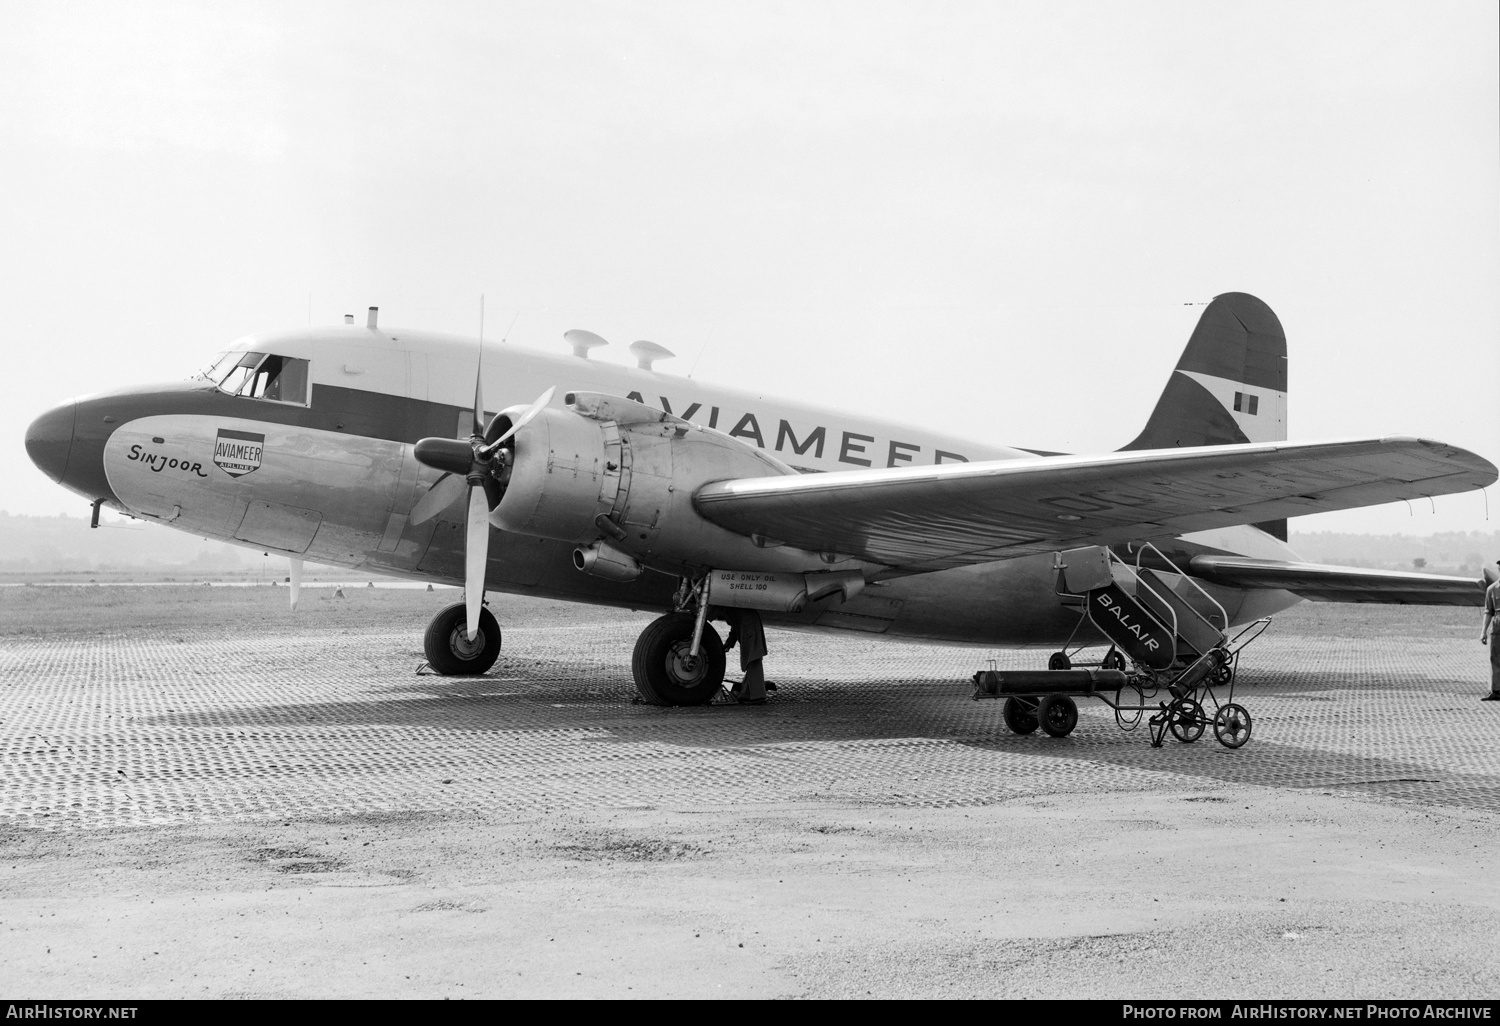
left=1003, top=697, right=1040, bottom=734
left=1213, top=704, right=1252, bottom=749
left=1048, top=651, right=1071, bottom=670
left=1168, top=699, right=1204, bottom=744
left=1102, top=648, right=1127, bottom=671
left=1038, top=695, right=1078, bottom=738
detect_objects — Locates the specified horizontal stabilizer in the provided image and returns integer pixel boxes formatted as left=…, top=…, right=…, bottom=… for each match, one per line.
left=1188, top=555, right=1487, bottom=606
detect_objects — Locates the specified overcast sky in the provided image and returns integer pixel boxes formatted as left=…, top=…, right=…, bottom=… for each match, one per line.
left=2, top=0, right=1496, bottom=535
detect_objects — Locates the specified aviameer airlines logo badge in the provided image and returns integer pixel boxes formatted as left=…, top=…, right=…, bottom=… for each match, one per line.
left=213, top=428, right=265, bottom=478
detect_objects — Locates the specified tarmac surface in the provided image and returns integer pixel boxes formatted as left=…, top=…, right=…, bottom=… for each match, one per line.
left=2, top=586, right=1499, bottom=998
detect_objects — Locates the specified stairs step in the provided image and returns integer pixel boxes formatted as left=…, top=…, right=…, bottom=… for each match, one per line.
left=1136, top=568, right=1225, bottom=656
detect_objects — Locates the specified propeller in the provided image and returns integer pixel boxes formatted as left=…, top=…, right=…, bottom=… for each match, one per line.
left=288, top=557, right=303, bottom=611
left=480, top=386, right=554, bottom=455
left=408, top=349, right=556, bottom=641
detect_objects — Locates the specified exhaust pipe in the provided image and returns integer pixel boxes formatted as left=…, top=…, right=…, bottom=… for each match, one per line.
left=573, top=541, right=643, bottom=582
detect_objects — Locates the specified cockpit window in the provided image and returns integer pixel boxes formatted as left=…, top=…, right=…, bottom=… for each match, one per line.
left=208, top=352, right=310, bottom=405
left=246, top=354, right=308, bottom=403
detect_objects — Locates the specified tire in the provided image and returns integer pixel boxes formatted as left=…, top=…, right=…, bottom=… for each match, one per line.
left=1048, top=651, right=1071, bottom=670
left=1169, top=698, right=1205, bottom=743
left=631, top=613, right=726, bottom=706
left=1003, top=697, right=1039, bottom=735
left=1102, top=649, right=1127, bottom=671
left=423, top=602, right=502, bottom=676
left=1214, top=703, right=1252, bottom=749
left=1038, top=695, right=1079, bottom=738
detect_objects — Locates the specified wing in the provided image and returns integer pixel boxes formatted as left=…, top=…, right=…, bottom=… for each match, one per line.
left=1187, top=556, right=1487, bottom=606
left=694, top=436, right=1496, bottom=573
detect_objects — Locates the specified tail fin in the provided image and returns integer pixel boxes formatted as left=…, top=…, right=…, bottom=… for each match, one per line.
left=1122, top=292, right=1287, bottom=450
left=1120, top=291, right=1289, bottom=538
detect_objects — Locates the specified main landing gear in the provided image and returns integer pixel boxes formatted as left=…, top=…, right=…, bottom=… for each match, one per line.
left=423, top=601, right=503, bottom=676
left=631, top=612, right=726, bottom=706
left=630, top=577, right=771, bottom=706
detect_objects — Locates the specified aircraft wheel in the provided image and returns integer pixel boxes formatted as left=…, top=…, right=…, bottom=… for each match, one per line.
left=1048, top=651, right=1071, bottom=670
left=1169, top=699, right=1204, bottom=743
left=632, top=613, right=726, bottom=706
left=1038, top=695, right=1078, bottom=738
left=1003, top=697, right=1039, bottom=735
left=1213, top=704, right=1253, bottom=749
left=423, top=602, right=502, bottom=676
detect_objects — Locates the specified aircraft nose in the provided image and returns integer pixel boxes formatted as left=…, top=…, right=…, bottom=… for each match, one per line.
left=25, top=401, right=76, bottom=483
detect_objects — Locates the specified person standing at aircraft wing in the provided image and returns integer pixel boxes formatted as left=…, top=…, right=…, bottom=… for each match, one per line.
left=1483, top=561, right=1500, bottom=701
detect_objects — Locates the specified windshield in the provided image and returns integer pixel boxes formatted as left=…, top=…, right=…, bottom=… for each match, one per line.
left=217, top=352, right=266, bottom=395
left=198, top=351, right=242, bottom=384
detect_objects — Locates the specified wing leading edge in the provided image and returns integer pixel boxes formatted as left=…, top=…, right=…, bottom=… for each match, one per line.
left=693, top=437, right=1497, bottom=574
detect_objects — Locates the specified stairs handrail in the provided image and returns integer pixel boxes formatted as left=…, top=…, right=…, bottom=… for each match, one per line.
left=1103, top=549, right=1179, bottom=650
left=1132, top=541, right=1229, bottom=635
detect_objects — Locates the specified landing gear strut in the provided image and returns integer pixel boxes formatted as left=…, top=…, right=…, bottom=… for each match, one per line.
left=423, top=601, right=502, bottom=675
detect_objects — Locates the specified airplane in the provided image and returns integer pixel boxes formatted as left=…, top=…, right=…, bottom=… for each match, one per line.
left=23, top=292, right=1498, bottom=707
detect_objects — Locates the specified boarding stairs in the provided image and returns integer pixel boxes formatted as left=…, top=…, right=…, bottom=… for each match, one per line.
left=1057, top=543, right=1229, bottom=676
left=970, top=543, right=1269, bottom=748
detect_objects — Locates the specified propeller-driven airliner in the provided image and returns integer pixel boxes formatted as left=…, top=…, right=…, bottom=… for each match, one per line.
left=25, top=293, right=1497, bottom=707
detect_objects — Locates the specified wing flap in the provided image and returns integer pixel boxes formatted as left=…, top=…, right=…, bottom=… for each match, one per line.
left=1188, top=555, right=1488, bottom=606
left=694, top=437, right=1496, bottom=572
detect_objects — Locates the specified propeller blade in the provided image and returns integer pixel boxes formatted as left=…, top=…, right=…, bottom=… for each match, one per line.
left=409, top=473, right=468, bottom=525
left=471, top=349, right=485, bottom=438
left=489, top=386, right=556, bottom=449
left=464, top=485, right=489, bottom=640
left=288, top=557, right=302, bottom=611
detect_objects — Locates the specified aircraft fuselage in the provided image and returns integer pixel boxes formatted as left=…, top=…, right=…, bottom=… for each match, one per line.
left=25, top=322, right=1303, bottom=646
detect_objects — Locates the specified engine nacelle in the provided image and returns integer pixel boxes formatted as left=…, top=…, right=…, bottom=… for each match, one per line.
left=491, top=391, right=833, bottom=575
left=489, top=406, right=622, bottom=543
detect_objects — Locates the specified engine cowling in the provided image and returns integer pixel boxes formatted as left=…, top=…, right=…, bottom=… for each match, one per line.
left=489, top=405, right=622, bottom=543
left=490, top=391, right=829, bottom=575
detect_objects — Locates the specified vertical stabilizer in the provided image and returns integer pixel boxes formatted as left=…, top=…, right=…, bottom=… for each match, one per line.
left=1120, top=292, right=1289, bottom=540
left=1121, top=292, right=1287, bottom=451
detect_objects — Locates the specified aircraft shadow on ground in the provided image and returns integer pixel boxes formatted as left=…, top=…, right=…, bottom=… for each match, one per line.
left=138, top=653, right=1500, bottom=810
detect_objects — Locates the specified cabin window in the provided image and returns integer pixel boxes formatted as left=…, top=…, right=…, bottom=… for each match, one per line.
left=209, top=352, right=310, bottom=405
